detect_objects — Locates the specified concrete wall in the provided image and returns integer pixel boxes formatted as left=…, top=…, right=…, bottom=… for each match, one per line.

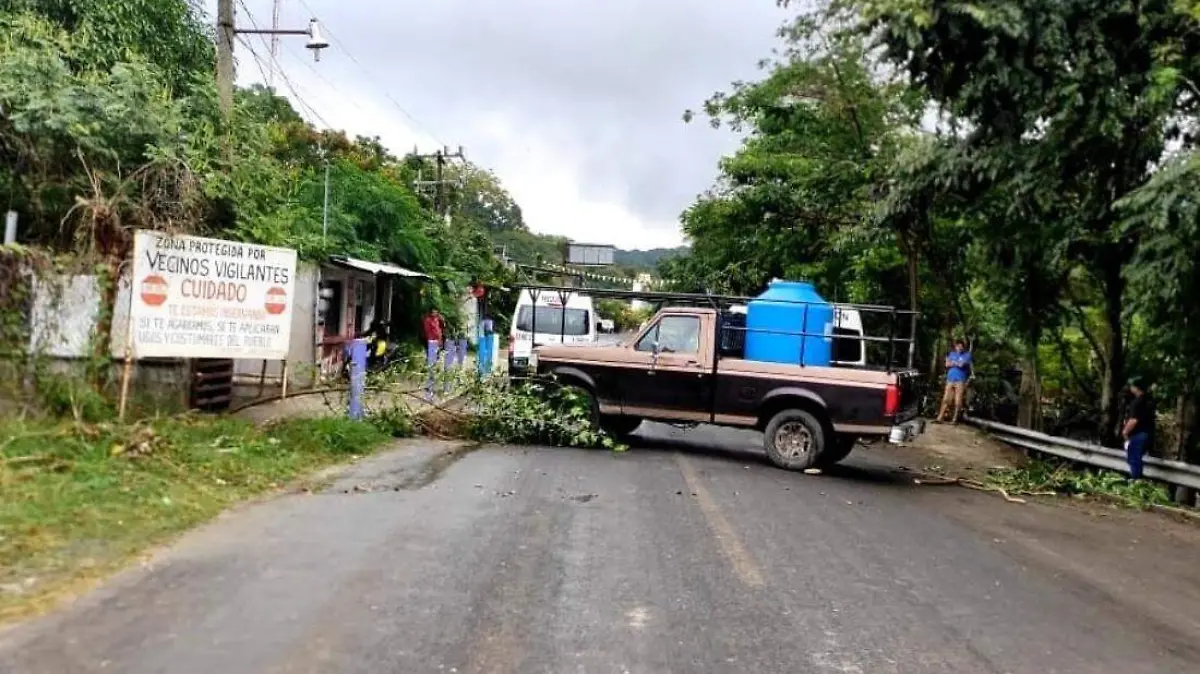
left=28, top=274, right=101, bottom=358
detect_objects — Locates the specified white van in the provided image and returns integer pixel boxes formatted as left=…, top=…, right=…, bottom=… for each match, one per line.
left=508, top=289, right=597, bottom=374
left=830, top=306, right=867, bottom=367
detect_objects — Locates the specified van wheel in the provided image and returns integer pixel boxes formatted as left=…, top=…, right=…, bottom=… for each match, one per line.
left=816, top=434, right=856, bottom=467
left=764, top=409, right=826, bottom=471
left=601, top=416, right=642, bottom=440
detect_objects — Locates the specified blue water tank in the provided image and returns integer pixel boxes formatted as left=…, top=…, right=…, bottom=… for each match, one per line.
left=744, top=280, right=834, bottom=366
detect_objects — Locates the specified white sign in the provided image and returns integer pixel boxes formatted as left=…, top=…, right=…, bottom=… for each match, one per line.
left=130, top=231, right=298, bottom=360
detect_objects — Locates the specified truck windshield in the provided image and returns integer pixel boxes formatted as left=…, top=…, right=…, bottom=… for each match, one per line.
left=516, top=306, right=590, bottom=336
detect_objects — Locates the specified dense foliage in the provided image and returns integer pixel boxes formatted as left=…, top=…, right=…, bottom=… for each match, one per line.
left=668, top=0, right=1200, bottom=461
left=0, top=2, right=516, bottom=341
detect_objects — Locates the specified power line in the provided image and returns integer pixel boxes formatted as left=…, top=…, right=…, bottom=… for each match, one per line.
left=235, top=35, right=274, bottom=87
left=293, top=0, right=447, bottom=148
left=238, top=32, right=331, bottom=128
left=235, top=0, right=332, bottom=128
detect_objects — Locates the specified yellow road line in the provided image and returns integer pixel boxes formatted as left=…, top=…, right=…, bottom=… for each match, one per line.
left=675, top=453, right=765, bottom=587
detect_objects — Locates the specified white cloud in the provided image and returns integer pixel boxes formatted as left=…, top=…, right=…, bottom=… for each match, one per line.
left=211, top=0, right=785, bottom=249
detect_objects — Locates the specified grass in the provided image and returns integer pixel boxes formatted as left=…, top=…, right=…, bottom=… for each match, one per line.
left=0, top=415, right=391, bottom=622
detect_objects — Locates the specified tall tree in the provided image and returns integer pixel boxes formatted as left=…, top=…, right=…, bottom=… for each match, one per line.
left=860, top=0, right=1200, bottom=441
left=678, top=11, right=923, bottom=300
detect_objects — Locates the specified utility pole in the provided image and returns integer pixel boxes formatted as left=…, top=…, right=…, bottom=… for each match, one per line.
left=412, top=146, right=465, bottom=223
left=322, top=157, right=331, bottom=238
left=217, top=0, right=236, bottom=119
left=214, top=1, right=329, bottom=122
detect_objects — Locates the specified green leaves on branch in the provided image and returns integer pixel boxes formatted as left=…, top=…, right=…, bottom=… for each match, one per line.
left=464, top=377, right=625, bottom=451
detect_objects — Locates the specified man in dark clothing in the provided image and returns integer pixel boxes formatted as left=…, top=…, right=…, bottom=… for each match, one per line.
left=1122, top=376, right=1156, bottom=480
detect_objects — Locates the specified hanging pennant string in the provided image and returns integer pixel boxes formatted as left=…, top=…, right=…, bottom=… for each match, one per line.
left=534, top=261, right=678, bottom=290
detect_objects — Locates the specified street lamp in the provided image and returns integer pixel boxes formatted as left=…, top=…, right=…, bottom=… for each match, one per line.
left=216, top=0, right=332, bottom=118
left=235, top=17, right=330, bottom=60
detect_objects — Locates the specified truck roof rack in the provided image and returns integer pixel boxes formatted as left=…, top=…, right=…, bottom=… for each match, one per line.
left=510, top=284, right=917, bottom=316
left=510, top=283, right=920, bottom=371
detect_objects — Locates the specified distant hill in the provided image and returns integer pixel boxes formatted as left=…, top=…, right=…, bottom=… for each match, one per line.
left=613, top=247, right=688, bottom=271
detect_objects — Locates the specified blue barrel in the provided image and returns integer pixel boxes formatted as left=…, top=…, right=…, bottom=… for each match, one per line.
left=744, top=280, right=834, bottom=366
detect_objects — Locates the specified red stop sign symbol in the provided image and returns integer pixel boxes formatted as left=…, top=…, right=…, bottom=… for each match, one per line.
left=265, top=286, right=288, bottom=315
left=140, top=275, right=168, bottom=306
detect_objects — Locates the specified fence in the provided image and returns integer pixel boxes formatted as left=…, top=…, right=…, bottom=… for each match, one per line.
left=965, top=416, right=1200, bottom=493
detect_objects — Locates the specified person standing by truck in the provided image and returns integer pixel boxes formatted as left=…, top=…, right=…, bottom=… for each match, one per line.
left=1122, top=376, right=1155, bottom=480
left=936, top=339, right=973, bottom=424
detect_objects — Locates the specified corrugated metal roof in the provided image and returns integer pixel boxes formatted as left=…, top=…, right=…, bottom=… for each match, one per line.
left=327, top=255, right=430, bottom=279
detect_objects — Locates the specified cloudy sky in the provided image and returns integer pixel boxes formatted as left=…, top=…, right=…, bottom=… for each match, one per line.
left=211, top=0, right=787, bottom=249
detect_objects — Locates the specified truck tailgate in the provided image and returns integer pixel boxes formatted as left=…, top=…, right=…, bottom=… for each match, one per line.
left=895, top=370, right=922, bottom=422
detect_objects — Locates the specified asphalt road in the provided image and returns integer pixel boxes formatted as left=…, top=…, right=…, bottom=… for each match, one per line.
left=2, top=424, right=1198, bottom=673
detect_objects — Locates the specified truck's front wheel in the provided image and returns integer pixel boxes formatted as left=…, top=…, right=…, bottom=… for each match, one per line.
left=601, top=416, right=642, bottom=440
left=764, top=409, right=826, bottom=471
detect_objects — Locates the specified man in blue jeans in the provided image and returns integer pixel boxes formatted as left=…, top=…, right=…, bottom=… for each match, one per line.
left=1122, top=376, right=1156, bottom=480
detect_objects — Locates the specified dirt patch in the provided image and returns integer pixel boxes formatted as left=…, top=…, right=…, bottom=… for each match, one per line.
left=885, top=422, right=1027, bottom=481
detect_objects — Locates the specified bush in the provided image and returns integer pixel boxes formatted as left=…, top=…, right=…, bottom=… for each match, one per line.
left=34, top=372, right=113, bottom=423
left=367, top=404, right=415, bottom=438
left=463, top=376, right=623, bottom=450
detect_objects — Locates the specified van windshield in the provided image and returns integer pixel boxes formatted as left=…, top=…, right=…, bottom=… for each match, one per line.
left=516, top=306, right=591, bottom=336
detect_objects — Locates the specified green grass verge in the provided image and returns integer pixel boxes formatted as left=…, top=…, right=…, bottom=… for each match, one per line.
left=0, top=415, right=391, bottom=622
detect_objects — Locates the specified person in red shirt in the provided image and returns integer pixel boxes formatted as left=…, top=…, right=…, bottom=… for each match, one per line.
left=422, top=309, right=445, bottom=400
left=422, top=308, right=444, bottom=345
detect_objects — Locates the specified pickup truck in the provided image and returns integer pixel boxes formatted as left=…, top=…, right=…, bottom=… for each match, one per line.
left=529, top=305, right=923, bottom=471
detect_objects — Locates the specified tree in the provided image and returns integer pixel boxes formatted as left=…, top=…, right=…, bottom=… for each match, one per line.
left=0, top=0, right=214, bottom=94
left=450, top=164, right=527, bottom=233
left=860, top=0, right=1200, bottom=441
left=1120, top=152, right=1200, bottom=467
left=677, top=15, right=921, bottom=297
left=0, top=12, right=202, bottom=248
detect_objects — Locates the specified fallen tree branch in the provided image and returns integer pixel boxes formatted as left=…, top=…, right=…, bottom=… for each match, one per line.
left=912, top=474, right=1030, bottom=504
left=1150, top=504, right=1200, bottom=522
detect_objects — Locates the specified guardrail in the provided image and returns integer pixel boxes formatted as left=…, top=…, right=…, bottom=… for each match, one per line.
left=964, top=416, right=1200, bottom=492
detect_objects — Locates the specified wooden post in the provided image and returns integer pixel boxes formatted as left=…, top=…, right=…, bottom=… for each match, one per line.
left=280, top=360, right=290, bottom=399
left=117, top=316, right=135, bottom=422
left=257, top=359, right=268, bottom=397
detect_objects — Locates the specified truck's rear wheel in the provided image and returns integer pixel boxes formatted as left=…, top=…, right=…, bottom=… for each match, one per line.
left=764, top=409, right=826, bottom=471
left=816, top=434, right=857, bottom=467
